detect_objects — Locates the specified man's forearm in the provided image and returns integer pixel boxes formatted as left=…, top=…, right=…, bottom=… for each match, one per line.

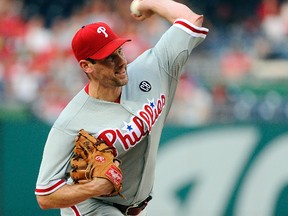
left=140, top=0, right=204, bottom=26
left=37, top=178, right=113, bottom=209
left=37, top=184, right=92, bottom=209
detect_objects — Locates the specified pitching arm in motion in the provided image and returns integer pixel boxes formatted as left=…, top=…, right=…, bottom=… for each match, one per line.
left=131, top=0, right=204, bottom=27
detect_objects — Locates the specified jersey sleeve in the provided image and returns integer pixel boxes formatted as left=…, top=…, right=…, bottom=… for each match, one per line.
left=35, top=127, right=75, bottom=195
left=153, top=18, right=209, bottom=79
left=124, top=19, right=209, bottom=116
left=149, top=18, right=208, bottom=113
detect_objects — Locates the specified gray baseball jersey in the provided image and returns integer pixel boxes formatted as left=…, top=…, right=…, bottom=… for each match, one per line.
left=35, top=19, right=208, bottom=216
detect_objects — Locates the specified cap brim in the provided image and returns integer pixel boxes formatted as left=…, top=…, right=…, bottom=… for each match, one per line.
left=89, top=38, right=131, bottom=60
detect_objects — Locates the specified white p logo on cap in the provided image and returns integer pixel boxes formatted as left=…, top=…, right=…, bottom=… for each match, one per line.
left=97, top=26, right=108, bottom=38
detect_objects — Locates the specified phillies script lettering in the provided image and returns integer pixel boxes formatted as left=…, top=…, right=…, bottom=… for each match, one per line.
left=98, top=94, right=166, bottom=152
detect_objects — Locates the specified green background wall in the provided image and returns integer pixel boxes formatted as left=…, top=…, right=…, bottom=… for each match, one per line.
left=1, top=118, right=288, bottom=216
left=1, top=118, right=59, bottom=216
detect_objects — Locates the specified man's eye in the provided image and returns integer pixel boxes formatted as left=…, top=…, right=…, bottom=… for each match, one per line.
left=106, top=56, right=114, bottom=61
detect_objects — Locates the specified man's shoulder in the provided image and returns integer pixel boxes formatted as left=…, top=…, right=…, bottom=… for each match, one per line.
left=53, top=89, right=88, bottom=127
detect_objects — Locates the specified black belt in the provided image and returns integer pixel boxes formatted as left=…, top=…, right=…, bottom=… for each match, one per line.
left=113, top=196, right=152, bottom=215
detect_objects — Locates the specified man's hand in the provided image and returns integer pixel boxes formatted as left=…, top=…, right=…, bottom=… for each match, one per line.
left=70, top=129, right=124, bottom=198
left=130, top=0, right=154, bottom=21
left=88, top=159, right=121, bottom=196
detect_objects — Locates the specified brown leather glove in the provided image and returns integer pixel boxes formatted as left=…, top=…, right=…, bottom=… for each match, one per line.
left=70, top=129, right=123, bottom=198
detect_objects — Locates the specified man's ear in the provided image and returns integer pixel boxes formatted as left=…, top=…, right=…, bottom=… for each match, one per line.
left=79, top=60, right=94, bottom=74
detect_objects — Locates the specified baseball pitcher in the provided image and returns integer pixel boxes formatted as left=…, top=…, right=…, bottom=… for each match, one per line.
left=35, top=0, right=209, bottom=215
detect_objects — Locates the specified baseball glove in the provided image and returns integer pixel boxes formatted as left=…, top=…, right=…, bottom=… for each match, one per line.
left=70, top=129, right=123, bottom=198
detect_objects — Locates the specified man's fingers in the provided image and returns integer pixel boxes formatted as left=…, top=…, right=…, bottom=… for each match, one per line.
left=113, top=159, right=121, bottom=166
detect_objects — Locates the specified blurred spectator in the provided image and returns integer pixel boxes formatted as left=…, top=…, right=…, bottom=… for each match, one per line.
left=257, top=0, right=280, bottom=21
left=166, top=73, right=212, bottom=126
left=256, top=0, right=288, bottom=59
left=220, top=45, right=252, bottom=82
left=0, top=64, right=5, bottom=102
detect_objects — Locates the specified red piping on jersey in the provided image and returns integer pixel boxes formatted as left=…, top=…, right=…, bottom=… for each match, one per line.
left=174, top=20, right=208, bottom=35
left=84, top=83, right=90, bottom=94
left=84, top=83, right=121, bottom=103
left=70, top=205, right=81, bottom=216
left=35, top=179, right=65, bottom=194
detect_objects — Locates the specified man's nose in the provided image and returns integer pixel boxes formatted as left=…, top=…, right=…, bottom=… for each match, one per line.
left=115, top=54, right=127, bottom=67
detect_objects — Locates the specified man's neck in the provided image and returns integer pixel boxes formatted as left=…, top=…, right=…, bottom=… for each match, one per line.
left=87, top=82, right=122, bottom=103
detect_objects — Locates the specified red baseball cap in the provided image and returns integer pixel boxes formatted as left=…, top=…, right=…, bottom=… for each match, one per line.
left=71, top=22, right=131, bottom=61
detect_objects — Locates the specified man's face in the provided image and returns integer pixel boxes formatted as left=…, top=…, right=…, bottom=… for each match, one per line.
left=91, top=47, right=128, bottom=88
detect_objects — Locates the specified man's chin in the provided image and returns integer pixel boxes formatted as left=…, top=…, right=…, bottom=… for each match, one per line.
left=116, top=77, right=128, bottom=87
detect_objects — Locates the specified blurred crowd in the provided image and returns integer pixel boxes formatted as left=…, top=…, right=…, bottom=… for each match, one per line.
left=0, top=0, right=288, bottom=125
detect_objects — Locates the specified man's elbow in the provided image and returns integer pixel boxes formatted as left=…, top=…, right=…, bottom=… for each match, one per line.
left=36, top=195, right=51, bottom=210
left=194, top=15, right=204, bottom=27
